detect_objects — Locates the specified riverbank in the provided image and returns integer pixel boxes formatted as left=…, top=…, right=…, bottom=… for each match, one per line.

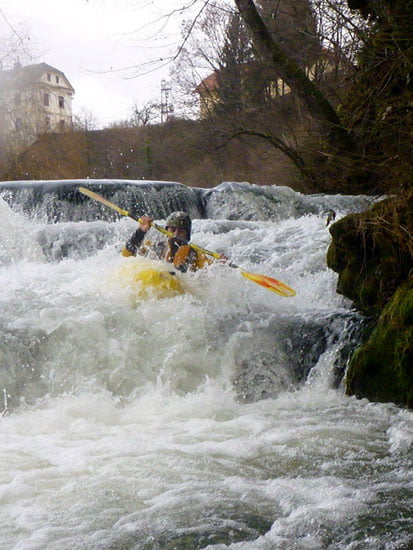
left=327, top=195, right=412, bottom=408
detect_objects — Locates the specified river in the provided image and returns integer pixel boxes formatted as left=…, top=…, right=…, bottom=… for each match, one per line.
left=0, top=180, right=412, bottom=549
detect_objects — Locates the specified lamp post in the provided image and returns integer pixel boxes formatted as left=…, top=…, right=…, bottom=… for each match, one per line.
left=160, top=79, right=173, bottom=122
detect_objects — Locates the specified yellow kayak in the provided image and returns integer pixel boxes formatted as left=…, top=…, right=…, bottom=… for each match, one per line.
left=111, top=257, right=185, bottom=300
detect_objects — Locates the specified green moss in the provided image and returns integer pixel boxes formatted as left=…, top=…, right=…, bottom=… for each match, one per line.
left=346, top=277, right=413, bottom=408
left=327, top=198, right=412, bottom=316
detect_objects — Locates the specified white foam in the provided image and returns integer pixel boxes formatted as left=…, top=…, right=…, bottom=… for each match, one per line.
left=0, top=188, right=411, bottom=549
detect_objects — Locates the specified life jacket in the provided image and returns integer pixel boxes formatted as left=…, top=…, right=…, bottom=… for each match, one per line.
left=122, top=238, right=210, bottom=272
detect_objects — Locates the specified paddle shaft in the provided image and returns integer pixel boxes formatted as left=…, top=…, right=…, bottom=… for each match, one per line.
left=78, top=187, right=220, bottom=255
left=78, top=186, right=296, bottom=296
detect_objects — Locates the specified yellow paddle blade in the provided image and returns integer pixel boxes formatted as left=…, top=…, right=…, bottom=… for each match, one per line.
left=79, top=187, right=130, bottom=217
left=241, top=270, right=296, bottom=297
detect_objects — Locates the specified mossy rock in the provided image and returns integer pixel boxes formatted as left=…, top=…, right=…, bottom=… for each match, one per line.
left=327, top=197, right=412, bottom=316
left=346, top=276, right=413, bottom=408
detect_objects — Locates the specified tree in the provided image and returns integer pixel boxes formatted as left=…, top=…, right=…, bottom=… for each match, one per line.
left=215, top=12, right=252, bottom=113
left=73, top=107, right=99, bottom=132
left=130, top=99, right=160, bottom=127
left=0, top=13, right=34, bottom=70
left=170, top=1, right=236, bottom=118
left=166, top=0, right=363, bottom=187
left=0, top=19, right=38, bottom=171
left=256, top=0, right=320, bottom=68
left=168, top=2, right=315, bottom=183
left=233, top=0, right=355, bottom=152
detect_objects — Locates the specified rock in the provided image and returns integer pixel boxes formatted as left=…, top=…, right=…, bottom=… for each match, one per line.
left=231, top=318, right=328, bottom=403
left=327, top=197, right=412, bottom=407
left=327, top=197, right=412, bottom=316
left=346, top=276, right=413, bottom=407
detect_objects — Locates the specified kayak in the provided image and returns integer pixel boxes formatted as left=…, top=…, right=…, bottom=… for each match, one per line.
left=111, top=257, right=185, bottom=299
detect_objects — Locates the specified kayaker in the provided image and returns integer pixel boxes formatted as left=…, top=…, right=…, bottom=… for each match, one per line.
left=122, top=211, right=210, bottom=272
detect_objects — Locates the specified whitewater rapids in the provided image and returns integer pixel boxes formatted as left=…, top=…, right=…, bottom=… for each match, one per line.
left=0, top=182, right=412, bottom=549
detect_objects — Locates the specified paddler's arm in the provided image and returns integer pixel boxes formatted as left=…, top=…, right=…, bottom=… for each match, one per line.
left=121, top=216, right=153, bottom=257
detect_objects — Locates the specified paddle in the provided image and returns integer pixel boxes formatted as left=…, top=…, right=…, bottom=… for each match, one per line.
left=78, top=186, right=296, bottom=297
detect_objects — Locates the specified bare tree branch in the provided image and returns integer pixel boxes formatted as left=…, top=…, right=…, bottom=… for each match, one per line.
left=233, top=0, right=356, bottom=152
left=216, top=125, right=316, bottom=182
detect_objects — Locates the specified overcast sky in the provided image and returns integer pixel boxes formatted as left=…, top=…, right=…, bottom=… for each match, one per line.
left=0, top=0, right=195, bottom=127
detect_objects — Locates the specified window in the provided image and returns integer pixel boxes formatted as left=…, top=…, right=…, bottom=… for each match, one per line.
left=58, top=96, right=65, bottom=109
left=43, top=93, right=50, bottom=106
left=47, top=73, right=51, bottom=82
left=45, top=116, right=50, bottom=127
left=56, top=75, right=59, bottom=84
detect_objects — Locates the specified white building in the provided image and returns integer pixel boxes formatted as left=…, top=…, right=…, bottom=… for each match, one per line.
left=0, top=62, right=75, bottom=148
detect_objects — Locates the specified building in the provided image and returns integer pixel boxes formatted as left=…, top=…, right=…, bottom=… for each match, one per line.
left=193, top=72, right=220, bottom=119
left=194, top=49, right=352, bottom=118
left=0, top=62, right=75, bottom=148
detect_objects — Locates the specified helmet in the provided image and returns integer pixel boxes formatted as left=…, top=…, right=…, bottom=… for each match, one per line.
left=165, top=211, right=192, bottom=237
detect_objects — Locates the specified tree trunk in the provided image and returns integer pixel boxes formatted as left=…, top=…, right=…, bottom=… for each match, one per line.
left=234, top=0, right=356, bottom=152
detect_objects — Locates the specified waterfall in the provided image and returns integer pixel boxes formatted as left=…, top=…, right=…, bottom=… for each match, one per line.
left=0, top=179, right=411, bottom=549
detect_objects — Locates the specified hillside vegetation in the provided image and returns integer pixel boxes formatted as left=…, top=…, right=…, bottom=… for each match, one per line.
left=2, top=100, right=310, bottom=190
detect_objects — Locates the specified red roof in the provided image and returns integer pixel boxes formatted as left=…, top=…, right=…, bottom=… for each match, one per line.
left=194, top=72, right=219, bottom=94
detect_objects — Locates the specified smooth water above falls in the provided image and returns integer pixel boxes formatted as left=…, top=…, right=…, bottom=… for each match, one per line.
left=0, top=181, right=412, bottom=549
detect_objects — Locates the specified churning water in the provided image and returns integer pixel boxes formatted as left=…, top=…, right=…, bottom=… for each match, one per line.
left=0, top=181, right=412, bottom=549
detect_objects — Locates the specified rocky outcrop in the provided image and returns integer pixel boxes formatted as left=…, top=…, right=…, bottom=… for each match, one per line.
left=327, top=198, right=412, bottom=316
left=327, top=197, right=412, bottom=407
left=346, top=276, right=412, bottom=407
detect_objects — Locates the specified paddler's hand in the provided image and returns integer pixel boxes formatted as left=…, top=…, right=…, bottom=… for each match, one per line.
left=138, top=215, right=153, bottom=233
left=216, top=253, right=228, bottom=263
